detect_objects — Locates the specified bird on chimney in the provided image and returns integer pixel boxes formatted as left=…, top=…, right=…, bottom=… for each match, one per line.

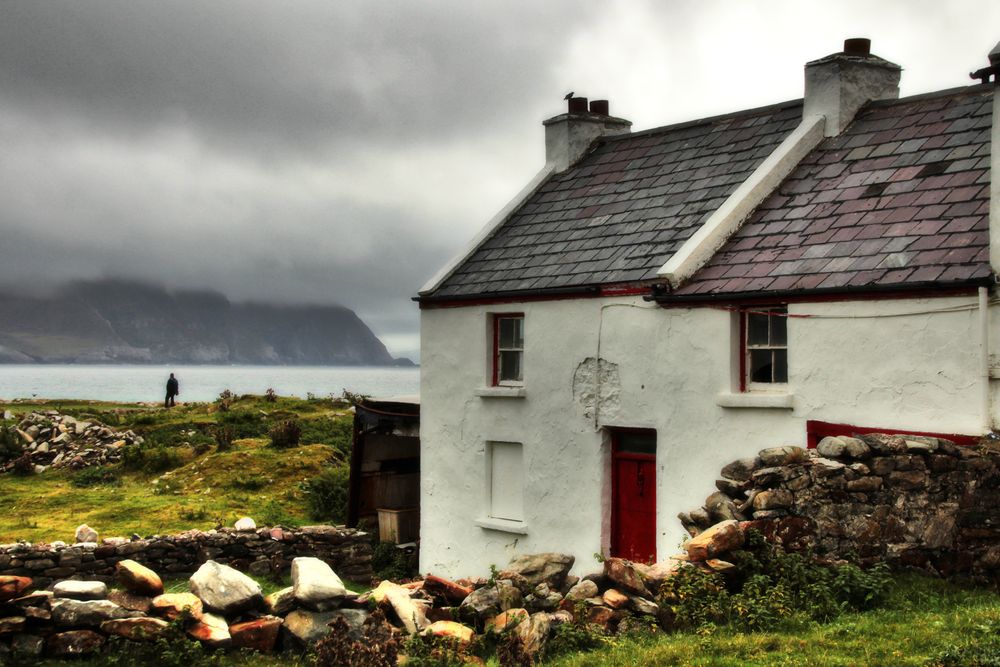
left=564, top=92, right=574, bottom=100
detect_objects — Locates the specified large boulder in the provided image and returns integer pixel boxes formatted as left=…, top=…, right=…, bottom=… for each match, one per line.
left=234, top=517, right=257, bottom=531
left=685, top=520, right=744, bottom=561
left=505, top=553, right=575, bottom=590
left=53, top=580, right=107, bottom=600
left=485, top=608, right=529, bottom=633
left=283, top=609, right=351, bottom=644
left=101, top=617, right=170, bottom=642
left=291, top=557, right=347, bottom=611
left=0, top=576, right=32, bottom=602
left=376, top=581, right=429, bottom=634
left=47, top=630, right=105, bottom=657
left=189, top=560, right=262, bottom=614
left=564, top=580, right=598, bottom=603
left=423, top=574, right=473, bottom=604
left=51, top=599, right=136, bottom=627
left=515, top=612, right=553, bottom=658
left=230, top=616, right=283, bottom=652
left=117, top=559, right=164, bottom=596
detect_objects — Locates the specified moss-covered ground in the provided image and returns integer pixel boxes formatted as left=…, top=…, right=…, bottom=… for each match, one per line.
left=0, top=396, right=352, bottom=542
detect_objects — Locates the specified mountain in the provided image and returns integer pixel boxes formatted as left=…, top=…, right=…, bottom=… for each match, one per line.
left=0, top=279, right=408, bottom=365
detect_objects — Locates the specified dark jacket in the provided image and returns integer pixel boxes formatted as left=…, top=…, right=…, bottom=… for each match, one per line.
left=166, top=377, right=179, bottom=396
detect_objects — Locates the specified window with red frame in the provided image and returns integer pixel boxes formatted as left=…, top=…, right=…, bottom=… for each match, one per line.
left=492, top=314, right=524, bottom=385
left=742, top=306, right=787, bottom=389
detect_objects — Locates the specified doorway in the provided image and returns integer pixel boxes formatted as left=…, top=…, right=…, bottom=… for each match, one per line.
left=610, top=429, right=656, bottom=563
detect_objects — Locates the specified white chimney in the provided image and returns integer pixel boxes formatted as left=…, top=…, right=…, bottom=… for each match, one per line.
left=804, top=38, right=901, bottom=137
left=543, top=97, right=631, bottom=172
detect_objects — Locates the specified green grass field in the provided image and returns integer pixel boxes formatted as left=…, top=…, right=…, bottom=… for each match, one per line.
left=0, top=396, right=352, bottom=542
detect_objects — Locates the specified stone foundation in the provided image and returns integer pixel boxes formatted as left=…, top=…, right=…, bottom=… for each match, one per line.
left=0, top=525, right=373, bottom=589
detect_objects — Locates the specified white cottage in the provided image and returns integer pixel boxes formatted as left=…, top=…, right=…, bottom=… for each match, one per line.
left=417, top=39, right=1000, bottom=578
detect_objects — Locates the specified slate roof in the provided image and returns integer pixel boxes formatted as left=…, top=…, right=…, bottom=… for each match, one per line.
left=671, top=85, right=994, bottom=297
left=429, top=101, right=804, bottom=298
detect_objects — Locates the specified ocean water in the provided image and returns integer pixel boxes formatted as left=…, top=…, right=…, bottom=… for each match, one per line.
left=0, top=365, right=419, bottom=403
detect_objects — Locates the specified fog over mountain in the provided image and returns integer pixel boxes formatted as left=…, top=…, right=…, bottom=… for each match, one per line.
left=0, top=280, right=409, bottom=366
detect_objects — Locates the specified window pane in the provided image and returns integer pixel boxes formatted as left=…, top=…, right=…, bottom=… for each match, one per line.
left=499, top=350, right=522, bottom=382
left=499, top=317, right=523, bottom=349
left=749, top=349, right=773, bottom=383
left=747, top=313, right=769, bottom=345
left=616, top=432, right=656, bottom=455
left=771, top=311, right=787, bottom=346
left=773, top=349, right=788, bottom=383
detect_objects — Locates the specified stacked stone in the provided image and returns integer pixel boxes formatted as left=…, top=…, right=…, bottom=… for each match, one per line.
left=0, top=525, right=373, bottom=590
left=679, top=434, right=1000, bottom=576
left=1, top=411, right=142, bottom=474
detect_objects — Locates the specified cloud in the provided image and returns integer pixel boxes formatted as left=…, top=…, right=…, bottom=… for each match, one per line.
left=0, top=0, right=998, bottom=361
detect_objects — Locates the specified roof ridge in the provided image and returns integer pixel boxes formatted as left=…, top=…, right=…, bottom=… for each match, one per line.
left=865, top=82, right=993, bottom=109
left=601, top=98, right=803, bottom=143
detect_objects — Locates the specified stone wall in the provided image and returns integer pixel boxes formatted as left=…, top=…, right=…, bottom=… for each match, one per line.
left=0, top=525, right=373, bottom=589
left=680, top=433, right=1000, bottom=577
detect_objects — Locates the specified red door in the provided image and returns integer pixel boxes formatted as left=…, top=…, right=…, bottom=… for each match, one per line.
left=611, top=430, right=656, bottom=563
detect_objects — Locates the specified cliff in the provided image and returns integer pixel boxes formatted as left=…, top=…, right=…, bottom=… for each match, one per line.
left=0, top=280, right=404, bottom=365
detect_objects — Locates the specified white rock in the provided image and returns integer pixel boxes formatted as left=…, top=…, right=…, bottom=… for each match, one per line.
left=53, top=581, right=108, bottom=600
left=189, top=560, right=262, bottom=614
left=291, top=557, right=347, bottom=611
left=75, top=524, right=98, bottom=544
left=234, top=517, right=256, bottom=531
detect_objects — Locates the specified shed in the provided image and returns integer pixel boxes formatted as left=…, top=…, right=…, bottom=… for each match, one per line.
left=346, top=395, right=420, bottom=544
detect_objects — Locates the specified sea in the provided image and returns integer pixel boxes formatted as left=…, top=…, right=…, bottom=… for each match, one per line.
left=0, top=365, right=420, bottom=404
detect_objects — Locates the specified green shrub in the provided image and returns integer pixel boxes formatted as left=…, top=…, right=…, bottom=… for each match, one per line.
left=657, top=529, right=892, bottom=633
left=213, top=424, right=235, bottom=452
left=228, top=473, right=266, bottom=491
left=314, top=609, right=397, bottom=667
left=299, top=417, right=353, bottom=454
left=258, top=499, right=300, bottom=528
left=100, top=616, right=224, bottom=667
left=217, top=410, right=267, bottom=439
left=121, top=443, right=183, bottom=473
left=372, top=541, right=418, bottom=582
left=0, top=424, right=23, bottom=463
left=72, top=466, right=121, bottom=488
left=269, top=419, right=302, bottom=449
left=541, top=606, right=608, bottom=660
left=302, top=465, right=350, bottom=523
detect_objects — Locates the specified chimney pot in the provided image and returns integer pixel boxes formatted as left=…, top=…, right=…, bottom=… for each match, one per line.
left=589, top=100, right=609, bottom=115
left=843, top=38, right=871, bottom=57
left=567, top=96, right=589, bottom=114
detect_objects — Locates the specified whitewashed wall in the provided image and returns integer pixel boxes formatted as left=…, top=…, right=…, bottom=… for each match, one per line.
left=419, top=294, right=992, bottom=578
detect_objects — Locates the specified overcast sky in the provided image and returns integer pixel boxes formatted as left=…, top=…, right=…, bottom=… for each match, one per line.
left=1, top=1, right=998, bottom=360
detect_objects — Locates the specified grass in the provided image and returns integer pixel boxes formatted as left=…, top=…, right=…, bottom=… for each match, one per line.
left=0, top=395, right=353, bottom=542
left=548, top=574, right=1000, bottom=666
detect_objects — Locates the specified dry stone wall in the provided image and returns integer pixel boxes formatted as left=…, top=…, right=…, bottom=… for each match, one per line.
left=0, top=525, right=372, bottom=589
left=680, top=433, right=1000, bottom=577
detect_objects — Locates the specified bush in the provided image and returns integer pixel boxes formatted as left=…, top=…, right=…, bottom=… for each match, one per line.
left=72, top=466, right=121, bottom=487
left=213, top=424, right=235, bottom=452
left=217, top=410, right=267, bottom=439
left=657, top=530, right=891, bottom=633
left=121, top=443, right=183, bottom=473
left=101, top=617, right=224, bottom=667
left=0, top=424, right=23, bottom=463
left=265, top=388, right=278, bottom=403
left=258, top=499, right=300, bottom=528
left=372, top=541, right=418, bottom=582
left=269, top=420, right=302, bottom=449
left=302, top=465, right=350, bottom=523
left=10, top=452, right=33, bottom=476
left=314, top=609, right=398, bottom=667
left=299, top=417, right=353, bottom=454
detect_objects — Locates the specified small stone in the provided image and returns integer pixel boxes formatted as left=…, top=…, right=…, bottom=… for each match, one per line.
left=842, top=437, right=871, bottom=458
left=11, top=634, right=44, bottom=657
left=47, top=630, right=105, bottom=657
left=516, top=612, right=553, bottom=657
left=282, top=609, right=342, bottom=644
left=230, top=615, right=282, bottom=652
left=720, top=457, right=758, bottom=482
left=811, top=457, right=846, bottom=477
left=0, top=616, right=26, bottom=635
left=705, top=559, right=737, bottom=574
left=752, top=489, right=793, bottom=511
left=460, top=580, right=522, bottom=622
left=758, top=446, right=806, bottom=466
left=685, top=520, right=744, bottom=561
left=628, top=595, right=659, bottom=616
left=816, top=437, right=847, bottom=458
left=602, top=588, right=629, bottom=609
left=107, top=590, right=153, bottom=613
left=0, top=576, right=33, bottom=602
left=75, top=524, right=98, bottom=543
left=264, top=586, right=296, bottom=616
left=54, top=580, right=108, bottom=600
left=51, top=599, right=135, bottom=627
left=117, top=559, right=163, bottom=596
left=234, top=517, right=257, bottom=531
left=151, top=592, right=204, bottom=620
left=423, top=574, right=473, bottom=604
left=188, top=611, right=231, bottom=648
left=564, top=580, right=598, bottom=602
left=485, top=608, right=529, bottom=632
left=603, top=558, right=649, bottom=597
left=422, top=620, right=475, bottom=643
left=101, top=617, right=170, bottom=642
left=846, top=477, right=883, bottom=492
left=705, top=491, right=739, bottom=522
left=505, top=553, right=575, bottom=590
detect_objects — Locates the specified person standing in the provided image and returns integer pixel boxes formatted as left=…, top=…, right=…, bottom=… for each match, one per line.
left=165, top=373, right=179, bottom=408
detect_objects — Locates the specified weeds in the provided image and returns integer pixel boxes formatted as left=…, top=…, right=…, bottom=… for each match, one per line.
left=269, top=419, right=302, bottom=449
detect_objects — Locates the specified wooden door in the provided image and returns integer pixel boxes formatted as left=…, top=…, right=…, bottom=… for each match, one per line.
left=611, top=430, right=656, bottom=563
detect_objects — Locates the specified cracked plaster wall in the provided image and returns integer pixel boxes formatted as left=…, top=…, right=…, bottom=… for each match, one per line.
left=420, top=294, right=991, bottom=578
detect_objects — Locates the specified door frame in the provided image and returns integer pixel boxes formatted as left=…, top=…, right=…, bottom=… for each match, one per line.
left=609, top=428, right=657, bottom=561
